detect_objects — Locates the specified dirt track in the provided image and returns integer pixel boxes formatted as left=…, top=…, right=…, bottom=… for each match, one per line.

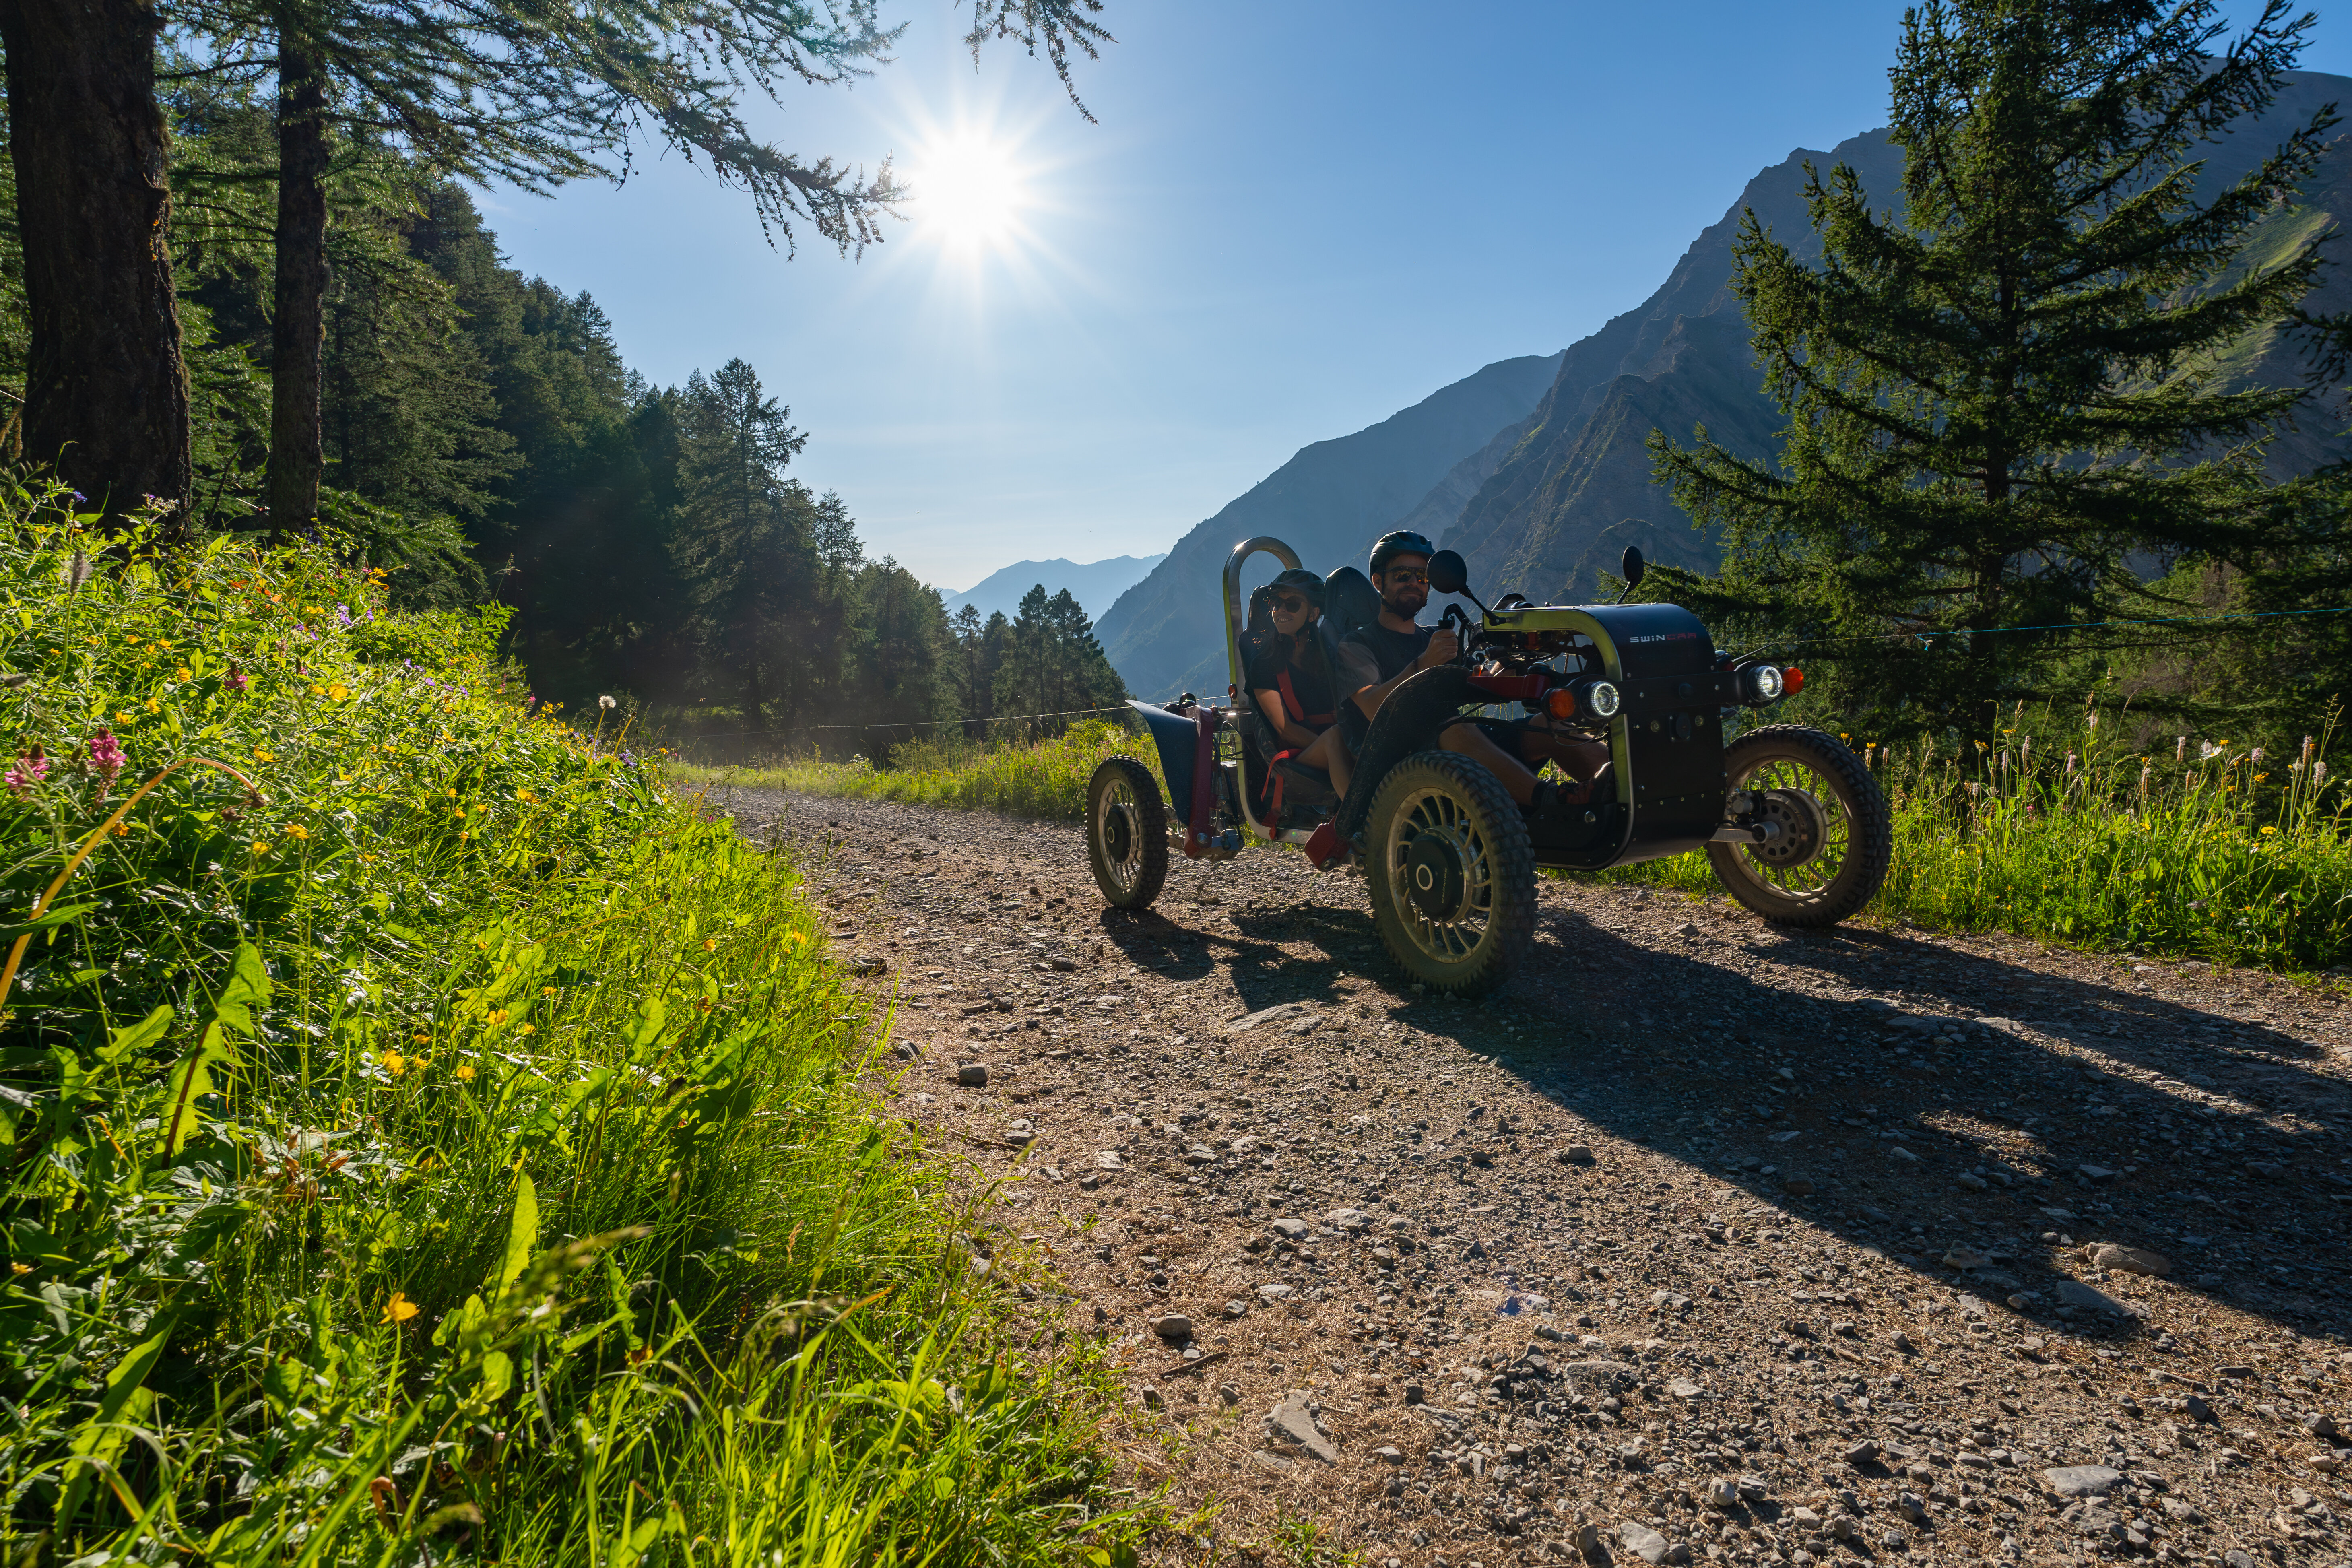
left=707, top=784, right=2352, bottom=1568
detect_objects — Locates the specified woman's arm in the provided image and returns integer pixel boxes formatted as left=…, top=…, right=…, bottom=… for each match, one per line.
left=1252, top=687, right=1316, bottom=749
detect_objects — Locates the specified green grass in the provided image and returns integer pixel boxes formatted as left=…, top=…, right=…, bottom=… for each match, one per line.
left=0, top=483, right=1145, bottom=1566
left=672, top=720, right=1170, bottom=823
left=686, top=699, right=2352, bottom=974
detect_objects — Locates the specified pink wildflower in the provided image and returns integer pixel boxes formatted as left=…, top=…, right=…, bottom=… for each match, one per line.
left=226, top=665, right=249, bottom=695
left=85, top=728, right=124, bottom=800
left=6, top=744, right=48, bottom=800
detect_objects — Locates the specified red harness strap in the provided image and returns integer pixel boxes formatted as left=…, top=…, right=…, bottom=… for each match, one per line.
left=1261, top=668, right=1338, bottom=815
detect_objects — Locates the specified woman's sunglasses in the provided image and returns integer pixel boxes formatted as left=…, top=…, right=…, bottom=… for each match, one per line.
left=1272, top=596, right=1313, bottom=613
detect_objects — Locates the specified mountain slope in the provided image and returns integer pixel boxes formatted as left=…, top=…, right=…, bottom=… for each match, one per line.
left=1443, top=72, right=2352, bottom=604
left=1095, top=353, right=1564, bottom=700
left=943, top=554, right=1166, bottom=624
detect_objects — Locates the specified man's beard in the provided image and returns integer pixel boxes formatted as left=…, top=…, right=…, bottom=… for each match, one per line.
left=1382, top=586, right=1426, bottom=619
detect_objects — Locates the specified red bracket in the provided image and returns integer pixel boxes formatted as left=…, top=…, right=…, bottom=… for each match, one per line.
left=1184, top=703, right=1218, bottom=858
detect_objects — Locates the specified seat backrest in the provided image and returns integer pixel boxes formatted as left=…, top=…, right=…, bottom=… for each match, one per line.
left=1322, top=566, right=1382, bottom=641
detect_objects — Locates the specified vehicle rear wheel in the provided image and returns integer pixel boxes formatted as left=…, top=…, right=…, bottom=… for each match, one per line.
left=1707, top=724, right=1891, bottom=926
left=1087, top=757, right=1170, bottom=910
left=1364, top=751, right=1535, bottom=996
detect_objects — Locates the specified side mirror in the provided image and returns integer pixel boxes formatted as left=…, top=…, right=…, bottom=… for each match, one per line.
left=1620, top=545, right=1647, bottom=592
left=1428, top=549, right=1469, bottom=597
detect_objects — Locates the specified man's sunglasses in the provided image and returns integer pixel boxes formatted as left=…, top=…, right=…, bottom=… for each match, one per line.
left=1383, top=567, right=1429, bottom=585
left=1272, top=596, right=1312, bottom=613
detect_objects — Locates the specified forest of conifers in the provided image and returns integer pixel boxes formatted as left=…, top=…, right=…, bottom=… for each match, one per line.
left=0, top=11, right=1124, bottom=749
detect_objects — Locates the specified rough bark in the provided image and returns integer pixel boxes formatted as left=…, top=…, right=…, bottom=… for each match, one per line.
left=266, top=29, right=330, bottom=532
left=0, top=0, right=193, bottom=523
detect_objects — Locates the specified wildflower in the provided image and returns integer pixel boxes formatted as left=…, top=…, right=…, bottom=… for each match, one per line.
left=514, top=789, right=536, bottom=803
left=5, top=744, right=48, bottom=799
left=2251, top=747, right=2264, bottom=763
left=2254, top=773, right=2269, bottom=783
left=381, top=1292, right=421, bottom=1324
left=599, top=695, right=616, bottom=710
left=412, top=1033, right=430, bottom=1044
left=335, top=604, right=353, bottom=627
left=702, top=938, right=716, bottom=952
left=487, top=1008, right=510, bottom=1025
left=328, top=683, right=349, bottom=701
left=456, top=1063, right=476, bottom=1081
left=2176, top=735, right=2188, bottom=761
left=85, top=728, right=124, bottom=799
left=252, top=842, right=273, bottom=855
left=175, top=665, right=191, bottom=681
left=115, top=710, right=132, bottom=724
left=144, top=697, right=158, bottom=714
left=253, top=749, right=274, bottom=764
left=383, top=1051, right=407, bottom=1075
left=517, top=1023, right=536, bottom=1035
left=283, top=823, right=309, bottom=840
left=2261, top=825, right=2279, bottom=835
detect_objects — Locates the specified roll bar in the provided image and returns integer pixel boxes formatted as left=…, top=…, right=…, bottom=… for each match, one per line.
left=1222, top=535, right=1302, bottom=703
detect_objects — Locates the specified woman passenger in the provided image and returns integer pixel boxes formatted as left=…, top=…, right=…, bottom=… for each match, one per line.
left=1247, top=568, right=1353, bottom=800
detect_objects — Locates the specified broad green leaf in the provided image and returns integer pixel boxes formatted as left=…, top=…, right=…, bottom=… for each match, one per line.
left=210, top=942, right=271, bottom=1036
left=96, top=1004, right=174, bottom=1065
left=498, top=1173, right=538, bottom=1290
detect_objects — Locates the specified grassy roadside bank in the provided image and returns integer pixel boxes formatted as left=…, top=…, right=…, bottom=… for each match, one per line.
left=671, top=721, right=1168, bottom=824
left=0, top=490, right=1143, bottom=1566
left=715, top=718, right=2352, bottom=975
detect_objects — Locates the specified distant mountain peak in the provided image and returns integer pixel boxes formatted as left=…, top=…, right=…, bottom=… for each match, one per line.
left=943, top=553, right=1168, bottom=624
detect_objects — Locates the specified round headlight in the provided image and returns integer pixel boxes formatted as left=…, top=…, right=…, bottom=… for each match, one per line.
left=1585, top=679, right=1621, bottom=718
left=1747, top=665, right=1784, bottom=702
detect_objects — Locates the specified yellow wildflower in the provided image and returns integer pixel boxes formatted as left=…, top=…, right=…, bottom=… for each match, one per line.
left=413, top=1033, right=430, bottom=1044
left=252, top=841, right=273, bottom=856
left=283, top=823, right=309, bottom=841
left=487, top=1009, right=510, bottom=1025
left=116, top=711, right=132, bottom=723
left=176, top=666, right=191, bottom=681
left=144, top=697, right=158, bottom=713
left=517, top=1023, right=536, bottom=1036
left=328, top=684, right=349, bottom=700
left=383, top=1051, right=407, bottom=1075
left=515, top=789, right=536, bottom=803
left=382, top=1293, right=421, bottom=1325
left=2261, top=825, right=2278, bottom=835
left=253, top=749, right=275, bottom=763
left=701, top=938, right=716, bottom=952
left=456, top=1063, right=476, bottom=1081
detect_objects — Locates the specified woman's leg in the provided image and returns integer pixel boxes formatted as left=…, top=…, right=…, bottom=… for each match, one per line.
left=1300, top=724, right=1351, bottom=797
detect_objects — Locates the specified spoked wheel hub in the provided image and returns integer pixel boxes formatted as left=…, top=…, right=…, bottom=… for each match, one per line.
left=1405, top=828, right=1471, bottom=923
left=1749, top=787, right=1828, bottom=870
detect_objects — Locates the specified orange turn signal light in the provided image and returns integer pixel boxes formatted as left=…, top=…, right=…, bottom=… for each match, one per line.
left=1546, top=688, right=1577, bottom=720
left=1783, top=666, right=1805, bottom=696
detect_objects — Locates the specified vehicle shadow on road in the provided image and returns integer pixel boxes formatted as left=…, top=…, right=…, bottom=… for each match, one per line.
left=1116, top=887, right=2346, bottom=1344
left=1488, top=903, right=2344, bottom=1341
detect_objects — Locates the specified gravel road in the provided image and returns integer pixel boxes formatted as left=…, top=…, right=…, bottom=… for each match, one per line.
left=706, top=784, right=2352, bottom=1568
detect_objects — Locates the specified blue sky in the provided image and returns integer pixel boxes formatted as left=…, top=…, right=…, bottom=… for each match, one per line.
left=481, top=1, right=2352, bottom=592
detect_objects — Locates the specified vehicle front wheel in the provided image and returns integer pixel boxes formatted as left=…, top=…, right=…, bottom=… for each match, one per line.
left=1707, top=724, right=1891, bottom=926
left=1086, top=757, right=1170, bottom=910
left=1364, top=751, right=1535, bottom=996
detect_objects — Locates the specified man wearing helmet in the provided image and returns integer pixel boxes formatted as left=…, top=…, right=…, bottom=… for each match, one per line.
left=1334, top=530, right=1608, bottom=810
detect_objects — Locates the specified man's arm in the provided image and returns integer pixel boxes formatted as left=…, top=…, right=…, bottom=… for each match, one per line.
left=1346, top=631, right=1459, bottom=719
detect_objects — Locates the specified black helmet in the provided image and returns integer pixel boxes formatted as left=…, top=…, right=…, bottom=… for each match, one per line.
left=1268, top=567, right=1325, bottom=608
left=1370, top=530, right=1438, bottom=575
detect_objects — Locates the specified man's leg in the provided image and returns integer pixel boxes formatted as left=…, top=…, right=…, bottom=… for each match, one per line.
left=1518, top=726, right=1609, bottom=786
left=1438, top=721, right=1541, bottom=805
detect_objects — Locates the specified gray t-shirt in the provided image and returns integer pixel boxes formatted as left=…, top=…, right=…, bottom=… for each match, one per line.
left=1335, top=622, right=1434, bottom=699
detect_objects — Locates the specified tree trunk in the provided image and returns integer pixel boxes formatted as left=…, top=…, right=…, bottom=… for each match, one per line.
left=0, top=0, right=192, bottom=524
left=266, top=28, right=330, bottom=532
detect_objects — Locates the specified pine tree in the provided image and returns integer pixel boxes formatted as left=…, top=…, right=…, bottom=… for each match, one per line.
left=1648, top=0, right=2333, bottom=738
left=671, top=358, right=814, bottom=733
